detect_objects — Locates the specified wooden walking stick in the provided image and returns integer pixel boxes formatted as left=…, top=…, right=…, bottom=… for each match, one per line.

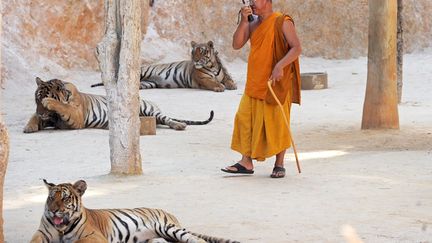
left=267, top=80, right=302, bottom=173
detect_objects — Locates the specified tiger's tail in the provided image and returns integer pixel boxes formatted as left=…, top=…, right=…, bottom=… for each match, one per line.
left=172, top=110, right=214, bottom=125
left=90, top=82, right=104, bottom=88
left=191, top=232, right=240, bottom=243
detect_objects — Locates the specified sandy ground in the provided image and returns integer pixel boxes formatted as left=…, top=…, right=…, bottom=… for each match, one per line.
left=2, top=53, right=432, bottom=243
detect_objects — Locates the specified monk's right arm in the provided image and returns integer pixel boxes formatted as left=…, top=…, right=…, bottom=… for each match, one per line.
left=232, top=7, right=252, bottom=49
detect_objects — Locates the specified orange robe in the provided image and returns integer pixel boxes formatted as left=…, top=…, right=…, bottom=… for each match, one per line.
left=245, top=12, right=279, bottom=99
left=231, top=12, right=296, bottom=161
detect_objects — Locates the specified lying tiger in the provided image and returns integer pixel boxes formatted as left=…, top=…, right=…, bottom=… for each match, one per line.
left=23, top=77, right=213, bottom=133
left=30, top=179, right=239, bottom=243
left=91, top=41, right=237, bottom=92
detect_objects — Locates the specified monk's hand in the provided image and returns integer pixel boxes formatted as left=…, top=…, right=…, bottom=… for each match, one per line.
left=270, top=64, right=284, bottom=85
left=240, top=6, right=253, bottom=23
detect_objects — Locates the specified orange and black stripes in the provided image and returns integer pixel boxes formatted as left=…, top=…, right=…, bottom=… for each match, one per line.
left=90, top=41, right=236, bottom=93
left=31, top=180, right=239, bottom=243
left=30, top=78, right=214, bottom=131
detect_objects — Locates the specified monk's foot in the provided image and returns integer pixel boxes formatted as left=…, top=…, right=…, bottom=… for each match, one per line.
left=221, top=161, right=254, bottom=174
left=270, top=166, right=286, bottom=178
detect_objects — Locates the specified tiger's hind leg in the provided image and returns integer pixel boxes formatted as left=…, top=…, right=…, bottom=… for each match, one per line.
left=165, top=119, right=187, bottom=130
left=139, top=100, right=187, bottom=130
left=156, top=225, right=206, bottom=243
left=191, top=232, right=241, bottom=243
left=152, top=111, right=187, bottom=130
left=147, top=238, right=169, bottom=243
left=139, top=79, right=158, bottom=89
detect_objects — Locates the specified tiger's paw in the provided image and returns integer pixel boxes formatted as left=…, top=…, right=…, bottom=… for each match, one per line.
left=169, top=121, right=187, bottom=130
left=224, top=80, right=237, bottom=90
left=23, top=123, right=39, bottom=133
left=213, top=84, right=225, bottom=92
left=41, top=97, right=58, bottom=110
left=148, top=238, right=170, bottom=243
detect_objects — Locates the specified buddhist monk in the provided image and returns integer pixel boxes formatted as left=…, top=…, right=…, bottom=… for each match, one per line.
left=221, top=0, right=301, bottom=178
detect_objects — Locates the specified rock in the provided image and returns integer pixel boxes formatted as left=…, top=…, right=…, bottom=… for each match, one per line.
left=1, top=0, right=431, bottom=86
left=301, top=72, right=328, bottom=90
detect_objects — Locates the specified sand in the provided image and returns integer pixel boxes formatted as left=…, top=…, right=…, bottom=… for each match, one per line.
left=2, top=52, right=432, bottom=242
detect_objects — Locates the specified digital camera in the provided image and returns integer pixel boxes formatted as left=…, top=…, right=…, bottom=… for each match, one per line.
left=241, top=0, right=255, bottom=22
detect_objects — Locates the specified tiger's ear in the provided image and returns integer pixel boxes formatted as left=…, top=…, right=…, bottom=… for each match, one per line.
left=73, top=180, right=87, bottom=196
left=43, top=179, right=55, bottom=189
left=207, top=41, right=214, bottom=49
left=36, top=77, right=44, bottom=86
left=191, top=41, right=197, bottom=48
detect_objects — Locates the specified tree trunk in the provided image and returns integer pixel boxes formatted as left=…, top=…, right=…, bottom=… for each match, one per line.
left=361, top=0, right=399, bottom=129
left=0, top=122, right=7, bottom=243
left=0, top=0, right=9, bottom=239
left=397, top=0, right=403, bottom=103
left=96, top=0, right=142, bottom=175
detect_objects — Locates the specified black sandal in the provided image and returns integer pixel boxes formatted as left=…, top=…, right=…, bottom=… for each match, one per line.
left=270, top=166, right=286, bottom=178
left=221, top=163, right=254, bottom=174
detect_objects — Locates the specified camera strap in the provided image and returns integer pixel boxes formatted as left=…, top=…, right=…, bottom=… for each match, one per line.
left=236, top=10, right=242, bottom=25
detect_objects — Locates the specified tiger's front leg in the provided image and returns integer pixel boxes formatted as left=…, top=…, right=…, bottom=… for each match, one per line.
left=74, top=234, right=108, bottom=243
left=23, top=113, right=41, bottom=133
left=29, top=231, right=45, bottom=243
left=197, top=78, right=226, bottom=92
left=224, top=78, right=237, bottom=90
left=42, top=97, right=68, bottom=113
left=41, top=97, right=83, bottom=129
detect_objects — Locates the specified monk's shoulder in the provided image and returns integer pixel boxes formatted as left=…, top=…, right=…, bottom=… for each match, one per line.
left=281, top=14, right=295, bottom=24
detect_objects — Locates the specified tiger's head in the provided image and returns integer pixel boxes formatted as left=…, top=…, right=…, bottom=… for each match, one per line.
left=34, top=77, right=71, bottom=121
left=42, top=179, right=87, bottom=231
left=191, top=41, right=217, bottom=69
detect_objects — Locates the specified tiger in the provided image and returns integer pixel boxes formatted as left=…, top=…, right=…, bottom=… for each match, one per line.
left=91, top=41, right=237, bottom=92
left=23, top=77, right=214, bottom=133
left=30, top=179, right=240, bottom=243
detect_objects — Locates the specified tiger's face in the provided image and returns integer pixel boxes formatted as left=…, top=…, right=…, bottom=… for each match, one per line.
left=191, top=41, right=216, bottom=69
left=43, top=179, right=87, bottom=231
left=35, top=77, right=71, bottom=121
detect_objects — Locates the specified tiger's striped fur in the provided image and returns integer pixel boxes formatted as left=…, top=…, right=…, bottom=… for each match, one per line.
left=30, top=180, right=239, bottom=243
left=23, top=78, right=213, bottom=133
left=91, top=41, right=237, bottom=92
